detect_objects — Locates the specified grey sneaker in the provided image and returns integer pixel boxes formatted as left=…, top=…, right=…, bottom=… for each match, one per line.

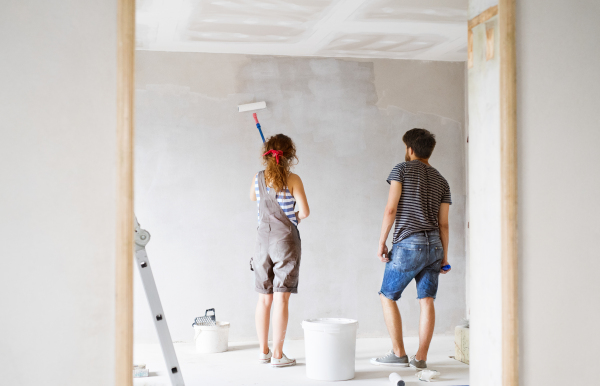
left=409, top=355, right=427, bottom=370
left=370, top=350, right=409, bottom=366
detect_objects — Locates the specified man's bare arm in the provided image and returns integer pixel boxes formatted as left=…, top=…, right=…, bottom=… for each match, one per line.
left=438, top=203, right=450, bottom=274
left=378, top=181, right=402, bottom=262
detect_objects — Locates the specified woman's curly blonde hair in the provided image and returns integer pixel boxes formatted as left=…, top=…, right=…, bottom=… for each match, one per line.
left=262, top=134, right=298, bottom=192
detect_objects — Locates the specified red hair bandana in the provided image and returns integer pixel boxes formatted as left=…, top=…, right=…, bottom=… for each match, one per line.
left=263, top=149, right=283, bottom=164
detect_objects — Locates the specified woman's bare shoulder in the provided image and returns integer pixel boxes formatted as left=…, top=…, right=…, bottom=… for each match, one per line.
left=288, top=173, right=302, bottom=183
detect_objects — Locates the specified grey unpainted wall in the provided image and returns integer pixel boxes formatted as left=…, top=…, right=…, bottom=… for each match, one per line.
left=134, top=52, right=467, bottom=342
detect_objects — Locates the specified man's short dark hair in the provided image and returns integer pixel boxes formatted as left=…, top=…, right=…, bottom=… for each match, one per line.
left=402, top=128, right=436, bottom=159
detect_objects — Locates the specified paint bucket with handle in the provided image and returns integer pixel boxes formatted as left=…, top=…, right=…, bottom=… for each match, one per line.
left=302, top=318, right=359, bottom=381
left=193, top=309, right=230, bottom=353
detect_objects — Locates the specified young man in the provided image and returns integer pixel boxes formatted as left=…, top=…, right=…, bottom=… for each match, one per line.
left=371, top=128, right=451, bottom=370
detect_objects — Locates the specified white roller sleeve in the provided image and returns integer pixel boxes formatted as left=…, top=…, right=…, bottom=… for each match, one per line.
left=238, top=101, right=266, bottom=112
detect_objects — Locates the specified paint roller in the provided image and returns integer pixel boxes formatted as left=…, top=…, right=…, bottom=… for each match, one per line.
left=238, top=101, right=267, bottom=143
left=389, top=372, right=405, bottom=386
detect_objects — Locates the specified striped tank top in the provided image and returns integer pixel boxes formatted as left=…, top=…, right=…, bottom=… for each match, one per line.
left=255, top=172, right=298, bottom=226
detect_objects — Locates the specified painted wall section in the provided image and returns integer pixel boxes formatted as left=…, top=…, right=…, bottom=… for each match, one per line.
left=0, top=1, right=117, bottom=385
left=467, top=2, right=502, bottom=385
left=134, top=52, right=467, bottom=343
left=517, top=1, right=600, bottom=385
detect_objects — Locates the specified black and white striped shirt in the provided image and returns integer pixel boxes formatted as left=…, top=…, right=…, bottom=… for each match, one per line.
left=387, top=161, right=452, bottom=244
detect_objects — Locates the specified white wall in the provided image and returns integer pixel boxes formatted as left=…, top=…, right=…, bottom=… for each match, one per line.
left=467, top=2, right=502, bottom=384
left=0, top=1, right=117, bottom=385
left=133, top=52, right=468, bottom=343
left=517, top=1, right=600, bottom=385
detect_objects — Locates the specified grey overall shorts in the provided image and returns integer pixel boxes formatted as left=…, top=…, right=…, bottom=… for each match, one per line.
left=252, top=171, right=302, bottom=294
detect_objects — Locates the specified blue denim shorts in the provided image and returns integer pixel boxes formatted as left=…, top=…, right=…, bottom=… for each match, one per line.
left=379, top=230, right=444, bottom=301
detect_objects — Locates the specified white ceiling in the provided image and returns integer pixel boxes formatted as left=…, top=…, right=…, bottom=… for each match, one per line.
left=136, top=0, right=467, bottom=61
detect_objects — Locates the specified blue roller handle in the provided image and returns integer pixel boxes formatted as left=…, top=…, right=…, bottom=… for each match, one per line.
left=256, top=123, right=265, bottom=143
left=253, top=113, right=266, bottom=143
left=442, top=264, right=451, bottom=271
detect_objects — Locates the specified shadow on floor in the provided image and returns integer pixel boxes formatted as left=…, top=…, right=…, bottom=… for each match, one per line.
left=353, top=369, right=394, bottom=381
left=355, top=355, right=377, bottom=360
left=426, top=363, right=469, bottom=371
left=227, top=342, right=260, bottom=351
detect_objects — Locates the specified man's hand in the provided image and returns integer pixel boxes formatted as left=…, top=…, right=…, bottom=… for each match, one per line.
left=440, top=260, right=451, bottom=274
left=438, top=203, right=450, bottom=274
left=378, top=244, right=390, bottom=263
left=378, top=181, right=401, bottom=264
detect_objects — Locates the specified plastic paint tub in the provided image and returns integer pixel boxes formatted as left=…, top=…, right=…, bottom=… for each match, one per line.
left=302, top=318, right=359, bottom=381
left=193, top=321, right=230, bottom=353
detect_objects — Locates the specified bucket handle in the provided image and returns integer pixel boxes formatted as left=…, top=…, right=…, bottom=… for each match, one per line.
left=193, top=325, right=217, bottom=340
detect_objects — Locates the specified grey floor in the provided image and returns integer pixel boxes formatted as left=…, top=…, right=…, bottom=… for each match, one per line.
left=134, top=336, right=469, bottom=385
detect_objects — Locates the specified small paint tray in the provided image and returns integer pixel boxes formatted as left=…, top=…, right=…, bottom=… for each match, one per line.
left=192, top=308, right=216, bottom=326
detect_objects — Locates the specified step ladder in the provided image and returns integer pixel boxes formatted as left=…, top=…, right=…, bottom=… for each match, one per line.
left=135, top=218, right=185, bottom=386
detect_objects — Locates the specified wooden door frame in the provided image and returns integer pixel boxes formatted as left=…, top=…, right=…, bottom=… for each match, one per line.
left=115, top=1, right=518, bottom=385
left=116, top=0, right=135, bottom=385
left=468, top=2, right=518, bottom=384
left=499, top=0, right=519, bottom=385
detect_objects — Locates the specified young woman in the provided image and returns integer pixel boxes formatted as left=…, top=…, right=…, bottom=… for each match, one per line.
left=249, top=134, right=310, bottom=367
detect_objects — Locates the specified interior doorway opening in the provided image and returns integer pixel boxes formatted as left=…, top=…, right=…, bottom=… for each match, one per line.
left=116, top=1, right=518, bottom=385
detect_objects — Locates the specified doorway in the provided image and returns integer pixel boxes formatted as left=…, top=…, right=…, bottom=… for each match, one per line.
left=116, top=1, right=517, bottom=385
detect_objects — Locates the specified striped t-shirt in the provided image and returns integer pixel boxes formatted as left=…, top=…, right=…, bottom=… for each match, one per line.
left=387, top=160, right=452, bottom=244
left=255, top=173, right=298, bottom=226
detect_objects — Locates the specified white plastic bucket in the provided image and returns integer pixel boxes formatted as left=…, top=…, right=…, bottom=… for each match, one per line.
left=193, top=321, right=230, bottom=353
left=302, top=318, right=359, bottom=381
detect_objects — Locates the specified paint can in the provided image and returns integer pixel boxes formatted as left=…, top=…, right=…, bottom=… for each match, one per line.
left=193, top=321, right=230, bottom=353
left=302, top=318, right=358, bottom=381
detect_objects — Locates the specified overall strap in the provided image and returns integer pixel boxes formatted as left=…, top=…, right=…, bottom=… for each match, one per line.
left=258, top=170, right=279, bottom=204
left=257, top=171, right=269, bottom=221
left=257, top=170, right=295, bottom=227
left=257, top=170, right=268, bottom=198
